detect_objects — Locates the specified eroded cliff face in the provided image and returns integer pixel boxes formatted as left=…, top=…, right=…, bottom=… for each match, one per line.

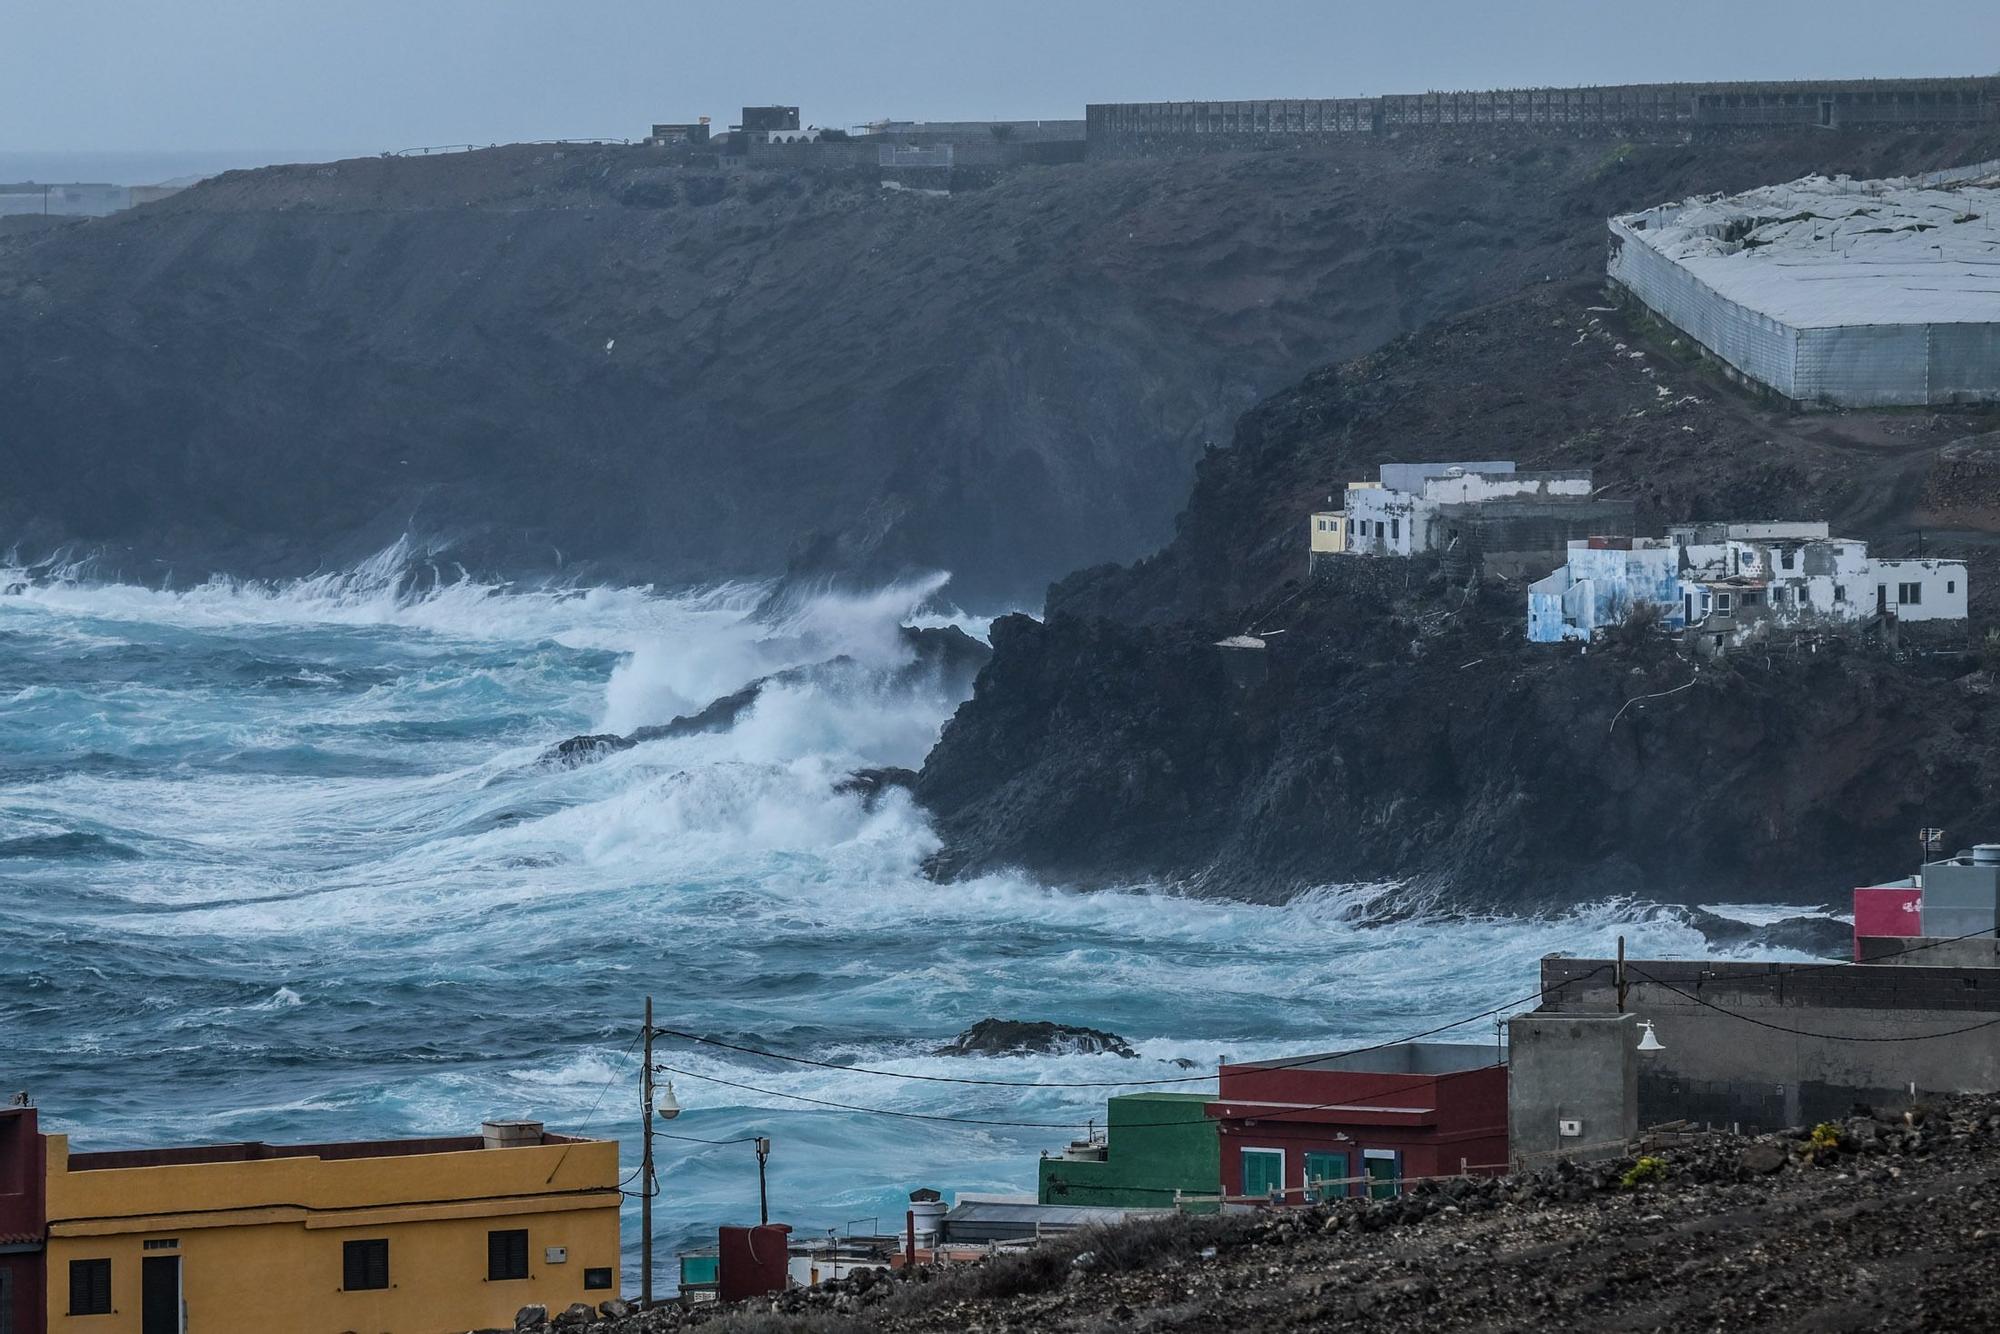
left=917, top=285, right=2000, bottom=907
left=3, top=130, right=1995, bottom=604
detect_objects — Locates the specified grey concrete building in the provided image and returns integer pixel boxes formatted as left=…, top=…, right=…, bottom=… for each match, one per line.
left=1534, top=955, right=2000, bottom=1130
left=1506, top=1011, right=1639, bottom=1164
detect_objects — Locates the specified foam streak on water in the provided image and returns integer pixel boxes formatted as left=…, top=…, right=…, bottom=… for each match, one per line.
left=0, top=548, right=1780, bottom=1274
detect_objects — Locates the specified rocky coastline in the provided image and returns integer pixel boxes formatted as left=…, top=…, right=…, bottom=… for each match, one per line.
left=913, top=286, right=2000, bottom=910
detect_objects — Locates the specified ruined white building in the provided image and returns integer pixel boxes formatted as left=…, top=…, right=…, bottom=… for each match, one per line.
left=1528, top=522, right=1967, bottom=647
left=1320, top=461, right=1633, bottom=579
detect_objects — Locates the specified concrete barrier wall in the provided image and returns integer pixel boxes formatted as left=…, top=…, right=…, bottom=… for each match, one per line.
left=1540, top=957, right=2000, bottom=1129
left=1088, top=77, right=1998, bottom=143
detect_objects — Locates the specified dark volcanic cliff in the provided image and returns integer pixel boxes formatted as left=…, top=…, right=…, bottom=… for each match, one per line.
left=3, top=130, right=1995, bottom=604
left=916, top=284, right=2000, bottom=908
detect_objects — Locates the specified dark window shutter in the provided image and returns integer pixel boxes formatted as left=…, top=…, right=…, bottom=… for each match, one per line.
left=343, top=1239, right=389, bottom=1291
left=70, top=1258, right=112, bottom=1315
left=488, top=1229, right=529, bottom=1281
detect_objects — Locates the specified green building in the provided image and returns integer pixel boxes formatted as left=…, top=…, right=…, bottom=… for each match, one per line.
left=1037, top=1093, right=1220, bottom=1209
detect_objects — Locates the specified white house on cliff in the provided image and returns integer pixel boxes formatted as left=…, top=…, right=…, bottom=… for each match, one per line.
left=1528, top=521, right=1966, bottom=649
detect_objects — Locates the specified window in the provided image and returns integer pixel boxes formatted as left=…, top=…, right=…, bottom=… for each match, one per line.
left=488, top=1229, right=530, bottom=1282
left=70, top=1259, right=112, bottom=1316
left=1363, top=1148, right=1401, bottom=1200
left=344, top=1239, right=390, bottom=1291
left=1304, top=1151, right=1349, bottom=1201
left=584, top=1268, right=614, bottom=1291
left=1899, top=582, right=1922, bottom=606
left=1240, top=1148, right=1284, bottom=1199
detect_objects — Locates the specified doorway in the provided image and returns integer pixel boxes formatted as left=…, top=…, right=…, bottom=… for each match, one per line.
left=142, top=1256, right=181, bottom=1334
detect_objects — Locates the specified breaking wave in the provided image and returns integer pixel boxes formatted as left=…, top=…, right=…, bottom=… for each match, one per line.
left=0, top=542, right=1799, bottom=1274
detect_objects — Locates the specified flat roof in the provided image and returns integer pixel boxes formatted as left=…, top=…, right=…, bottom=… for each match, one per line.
left=67, top=1131, right=595, bottom=1172
left=1617, top=162, right=2000, bottom=328
left=1233, top=1041, right=1500, bottom=1076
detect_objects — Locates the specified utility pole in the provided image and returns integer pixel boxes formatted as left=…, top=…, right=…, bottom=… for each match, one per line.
left=755, top=1137, right=772, bottom=1225
left=641, top=996, right=655, bottom=1309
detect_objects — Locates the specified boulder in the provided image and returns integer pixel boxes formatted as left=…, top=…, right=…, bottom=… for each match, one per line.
left=1739, top=1141, right=1788, bottom=1175
left=935, top=1018, right=1139, bottom=1059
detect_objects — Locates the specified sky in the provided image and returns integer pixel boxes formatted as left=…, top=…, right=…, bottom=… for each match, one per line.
left=5, top=0, right=1997, bottom=164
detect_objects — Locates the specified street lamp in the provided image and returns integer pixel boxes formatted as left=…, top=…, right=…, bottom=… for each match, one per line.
left=638, top=998, right=775, bottom=1307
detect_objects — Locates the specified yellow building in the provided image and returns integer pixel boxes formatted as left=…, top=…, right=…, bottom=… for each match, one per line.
left=33, top=1116, right=620, bottom=1334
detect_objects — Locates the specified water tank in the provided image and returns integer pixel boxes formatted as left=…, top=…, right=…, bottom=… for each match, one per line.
left=908, top=1197, right=947, bottom=1249
left=718, top=1224, right=791, bottom=1302
left=481, top=1120, right=543, bottom=1149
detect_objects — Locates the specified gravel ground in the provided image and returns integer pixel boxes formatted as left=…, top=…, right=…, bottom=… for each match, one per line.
left=513, top=1093, right=2000, bottom=1333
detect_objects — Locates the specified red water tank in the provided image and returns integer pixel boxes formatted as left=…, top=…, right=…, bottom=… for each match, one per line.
left=718, top=1224, right=791, bottom=1302
left=1853, top=886, right=1922, bottom=959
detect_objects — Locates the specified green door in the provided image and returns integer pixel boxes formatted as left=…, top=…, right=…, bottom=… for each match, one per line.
left=1364, top=1150, right=1400, bottom=1199
left=1241, top=1149, right=1283, bottom=1199
left=1304, top=1151, right=1349, bottom=1201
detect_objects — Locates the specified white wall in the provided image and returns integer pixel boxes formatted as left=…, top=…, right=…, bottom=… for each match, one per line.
left=1344, top=487, right=1429, bottom=555
left=1867, top=559, right=1968, bottom=622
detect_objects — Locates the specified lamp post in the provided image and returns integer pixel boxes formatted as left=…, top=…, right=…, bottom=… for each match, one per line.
left=639, top=1000, right=770, bottom=1305
left=755, top=1137, right=771, bottom=1225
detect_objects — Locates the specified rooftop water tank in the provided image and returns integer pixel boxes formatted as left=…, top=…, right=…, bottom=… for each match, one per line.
left=482, top=1120, right=544, bottom=1149
left=908, top=1194, right=947, bottom=1249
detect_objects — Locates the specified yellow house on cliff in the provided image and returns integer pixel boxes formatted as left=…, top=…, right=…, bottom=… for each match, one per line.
left=3, top=1104, right=621, bottom=1334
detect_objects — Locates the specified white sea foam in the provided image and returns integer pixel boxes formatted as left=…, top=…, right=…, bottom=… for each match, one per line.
left=0, top=544, right=1825, bottom=1274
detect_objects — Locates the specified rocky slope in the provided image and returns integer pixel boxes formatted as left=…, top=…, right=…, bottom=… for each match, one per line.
left=916, top=284, right=2000, bottom=907
left=3, top=130, right=1996, bottom=605
left=511, top=1094, right=2000, bottom=1333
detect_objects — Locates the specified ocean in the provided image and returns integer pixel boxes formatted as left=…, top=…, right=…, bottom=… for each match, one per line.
left=0, top=541, right=1779, bottom=1281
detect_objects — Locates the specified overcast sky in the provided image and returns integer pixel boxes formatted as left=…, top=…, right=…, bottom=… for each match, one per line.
left=8, top=0, right=1998, bottom=155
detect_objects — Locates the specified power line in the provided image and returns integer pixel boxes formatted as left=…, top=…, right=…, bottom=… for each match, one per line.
left=1629, top=965, right=2000, bottom=1042
left=546, top=1025, right=644, bottom=1185
left=654, top=1131, right=765, bottom=1147
left=647, top=974, right=1599, bottom=1134
left=658, top=1047, right=1511, bottom=1134
left=650, top=1062, right=1091, bottom=1129
left=643, top=968, right=1608, bottom=1091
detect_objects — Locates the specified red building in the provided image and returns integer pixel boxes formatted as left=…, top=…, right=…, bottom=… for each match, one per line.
left=1208, top=1042, right=1507, bottom=1202
left=0, top=1101, right=47, bottom=1334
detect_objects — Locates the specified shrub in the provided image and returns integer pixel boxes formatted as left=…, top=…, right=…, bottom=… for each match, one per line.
left=1980, top=629, right=2000, bottom=677
left=1620, top=1155, right=1667, bottom=1187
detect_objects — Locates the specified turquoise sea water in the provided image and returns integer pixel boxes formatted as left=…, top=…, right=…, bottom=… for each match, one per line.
left=0, top=544, right=1760, bottom=1283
